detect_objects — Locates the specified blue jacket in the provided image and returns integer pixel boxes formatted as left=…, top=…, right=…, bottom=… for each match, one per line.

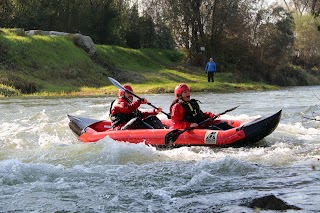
left=205, top=62, right=216, bottom=73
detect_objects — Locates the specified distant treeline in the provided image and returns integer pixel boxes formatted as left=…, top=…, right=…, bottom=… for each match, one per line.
left=0, top=0, right=175, bottom=50
left=1, top=0, right=320, bottom=85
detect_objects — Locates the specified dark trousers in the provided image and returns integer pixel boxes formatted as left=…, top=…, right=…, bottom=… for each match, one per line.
left=208, top=72, right=214, bottom=82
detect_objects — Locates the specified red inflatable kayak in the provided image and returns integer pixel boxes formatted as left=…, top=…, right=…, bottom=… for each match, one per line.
left=67, top=110, right=281, bottom=148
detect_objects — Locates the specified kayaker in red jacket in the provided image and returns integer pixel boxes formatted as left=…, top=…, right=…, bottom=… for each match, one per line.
left=110, top=84, right=164, bottom=130
left=169, top=83, right=216, bottom=129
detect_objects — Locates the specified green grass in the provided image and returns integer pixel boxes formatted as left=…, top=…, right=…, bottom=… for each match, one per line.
left=97, top=46, right=184, bottom=72
left=0, top=28, right=278, bottom=97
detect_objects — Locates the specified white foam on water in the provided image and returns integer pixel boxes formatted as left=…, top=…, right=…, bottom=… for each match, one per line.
left=1, top=92, right=320, bottom=212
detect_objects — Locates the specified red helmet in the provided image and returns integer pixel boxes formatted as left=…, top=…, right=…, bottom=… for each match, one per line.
left=118, top=84, right=133, bottom=96
left=174, top=83, right=190, bottom=98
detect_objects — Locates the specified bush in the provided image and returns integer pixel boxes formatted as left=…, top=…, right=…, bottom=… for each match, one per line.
left=163, top=50, right=184, bottom=62
left=275, top=64, right=320, bottom=86
left=0, top=84, right=20, bottom=97
left=3, top=74, right=39, bottom=94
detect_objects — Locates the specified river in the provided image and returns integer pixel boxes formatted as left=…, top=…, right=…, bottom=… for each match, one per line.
left=1, top=86, right=320, bottom=212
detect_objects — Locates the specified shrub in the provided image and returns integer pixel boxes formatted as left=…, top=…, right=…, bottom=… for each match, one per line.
left=0, top=84, right=20, bottom=97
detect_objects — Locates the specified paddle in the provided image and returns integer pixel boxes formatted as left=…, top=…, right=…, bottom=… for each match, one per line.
left=108, top=77, right=171, bottom=118
left=164, top=105, right=240, bottom=147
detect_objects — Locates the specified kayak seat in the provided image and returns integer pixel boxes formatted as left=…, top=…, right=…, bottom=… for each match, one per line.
left=207, top=122, right=234, bottom=130
left=121, top=117, right=154, bottom=130
left=144, top=115, right=166, bottom=129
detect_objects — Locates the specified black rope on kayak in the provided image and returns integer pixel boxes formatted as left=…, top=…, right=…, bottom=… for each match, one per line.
left=303, top=113, right=320, bottom=122
left=302, top=91, right=320, bottom=121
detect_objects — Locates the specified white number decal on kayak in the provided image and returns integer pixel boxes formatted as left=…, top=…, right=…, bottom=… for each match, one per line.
left=204, top=131, right=218, bottom=144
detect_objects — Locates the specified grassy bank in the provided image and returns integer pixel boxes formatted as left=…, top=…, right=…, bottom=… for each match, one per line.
left=0, top=28, right=278, bottom=97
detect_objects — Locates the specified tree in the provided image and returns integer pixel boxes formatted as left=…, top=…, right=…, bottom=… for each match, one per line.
left=293, top=13, right=320, bottom=68
left=0, top=0, right=13, bottom=26
left=253, top=6, right=294, bottom=67
left=140, top=14, right=156, bottom=48
left=124, top=4, right=141, bottom=48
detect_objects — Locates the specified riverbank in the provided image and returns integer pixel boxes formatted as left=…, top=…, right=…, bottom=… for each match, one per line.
left=0, top=28, right=279, bottom=97
left=45, top=79, right=279, bottom=97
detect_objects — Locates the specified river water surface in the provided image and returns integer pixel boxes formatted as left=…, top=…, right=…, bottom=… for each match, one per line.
left=1, top=86, right=320, bottom=212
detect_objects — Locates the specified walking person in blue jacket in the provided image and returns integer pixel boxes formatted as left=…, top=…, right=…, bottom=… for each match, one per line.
left=205, top=58, right=216, bottom=82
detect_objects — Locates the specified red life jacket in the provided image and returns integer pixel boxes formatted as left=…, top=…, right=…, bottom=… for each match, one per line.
left=109, top=97, right=142, bottom=128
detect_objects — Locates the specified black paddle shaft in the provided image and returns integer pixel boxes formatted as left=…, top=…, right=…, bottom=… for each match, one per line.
left=164, top=105, right=240, bottom=147
left=108, top=77, right=171, bottom=118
